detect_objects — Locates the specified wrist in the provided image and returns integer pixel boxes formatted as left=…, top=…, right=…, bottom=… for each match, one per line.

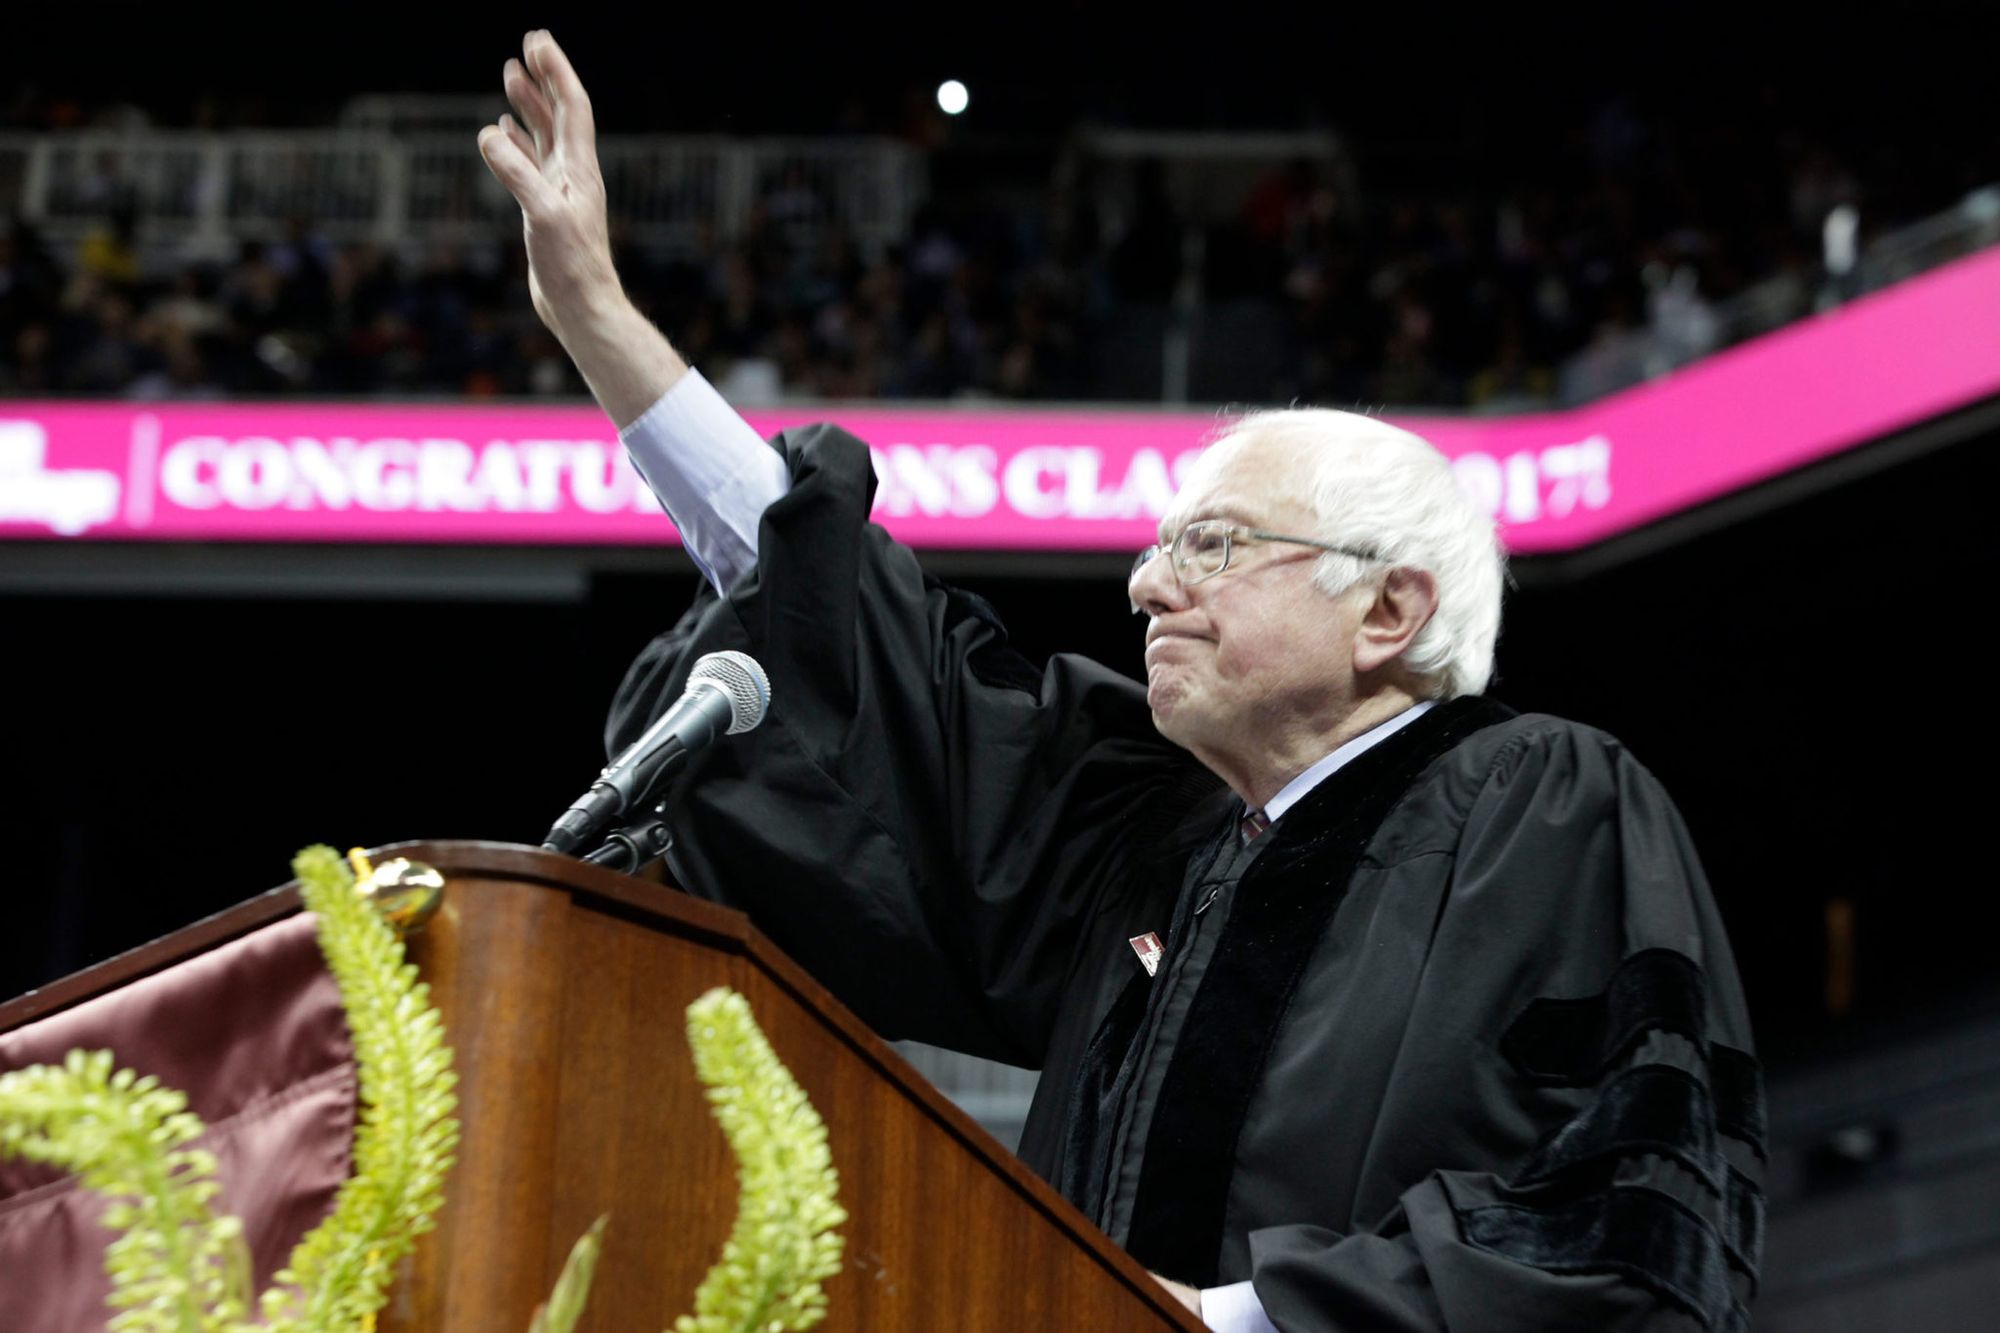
left=558, top=296, right=690, bottom=429
left=552, top=282, right=640, bottom=357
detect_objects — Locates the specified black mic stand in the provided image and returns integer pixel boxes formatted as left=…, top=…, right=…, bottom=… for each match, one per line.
left=580, top=807, right=675, bottom=875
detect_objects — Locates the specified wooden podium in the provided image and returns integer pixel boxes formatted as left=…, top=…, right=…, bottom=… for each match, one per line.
left=0, top=841, right=1203, bottom=1332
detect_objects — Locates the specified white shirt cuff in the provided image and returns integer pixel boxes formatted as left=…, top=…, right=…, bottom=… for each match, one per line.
left=619, top=368, right=791, bottom=594
left=1200, top=1280, right=1280, bottom=1333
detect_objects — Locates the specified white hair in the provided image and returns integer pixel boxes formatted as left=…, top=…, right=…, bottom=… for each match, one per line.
left=1207, top=408, right=1506, bottom=698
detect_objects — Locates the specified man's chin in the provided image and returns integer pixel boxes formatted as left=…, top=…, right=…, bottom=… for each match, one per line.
left=1146, top=687, right=1194, bottom=746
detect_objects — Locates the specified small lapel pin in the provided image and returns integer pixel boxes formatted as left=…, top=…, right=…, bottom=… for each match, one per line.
left=1129, top=931, right=1164, bottom=977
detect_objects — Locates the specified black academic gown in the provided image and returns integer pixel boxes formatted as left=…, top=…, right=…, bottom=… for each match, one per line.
left=609, top=423, right=1765, bottom=1332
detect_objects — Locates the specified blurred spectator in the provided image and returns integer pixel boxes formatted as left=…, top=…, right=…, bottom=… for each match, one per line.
left=1558, top=291, right=1649, bottom=404
left=1, top=220, right=63, bottom=339
left=61, top=284, right=156, bottom=392
left=127, top=324, right=222, bottom=400
left=1644, top=258, right=1720, bottom=369
left=1790, top=145, right=1861, bottom=238
left=1369, top=296, right=1453, bottom=407
left=1467, top=317, right=1555, bottom=413
left=1, top=323, right=58, bottom=394
left=145, top=271, right=226, bottom=341
left=75, top=202, right=142, bottom=287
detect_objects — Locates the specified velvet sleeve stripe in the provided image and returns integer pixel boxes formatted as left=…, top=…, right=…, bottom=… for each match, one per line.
left=1499, top=949, right=1767, bottom=1155
left=1709, top=1043, right=1768, bottom=1159
left=1518, top=1065, right=1714, bottom=1183
left=1458, top=1185, right=1751, bottom=1333
left=1508, top=1062, right=1761, bottom=1280
left=1463, top=949, right=1766, bottom=1326
left=1726, top=1162, right=1764, bottom=1284
left=1498, top=949, right=1706, bottom=1087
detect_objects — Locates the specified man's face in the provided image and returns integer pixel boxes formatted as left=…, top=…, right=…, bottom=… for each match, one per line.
left=1130, top=437, right=1367, bottom=759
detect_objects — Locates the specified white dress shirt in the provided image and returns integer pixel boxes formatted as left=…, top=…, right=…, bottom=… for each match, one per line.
left=620, top=369, right=790, bottom=593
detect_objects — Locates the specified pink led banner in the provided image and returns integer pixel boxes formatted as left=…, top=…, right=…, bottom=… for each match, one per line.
left=5, top=246, right=1998, bottom=555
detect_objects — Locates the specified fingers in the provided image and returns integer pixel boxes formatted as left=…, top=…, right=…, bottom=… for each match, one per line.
left=503, top=57, right=553, bottom=154
left=523, top=30, right=597, bottom=161
left=498, top=113, right=539, bottom=169
left=476, top=123, right=557, bottom=215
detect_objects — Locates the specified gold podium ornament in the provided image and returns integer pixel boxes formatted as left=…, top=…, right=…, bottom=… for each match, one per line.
left=347, top=848, right=444, bottom=935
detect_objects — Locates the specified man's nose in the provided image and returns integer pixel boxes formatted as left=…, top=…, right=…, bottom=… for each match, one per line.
left=1128, top=548, right=1189, bottom=616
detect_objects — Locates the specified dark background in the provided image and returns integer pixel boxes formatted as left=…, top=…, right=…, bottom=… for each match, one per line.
left=11, top=6, right=1997, bottom=193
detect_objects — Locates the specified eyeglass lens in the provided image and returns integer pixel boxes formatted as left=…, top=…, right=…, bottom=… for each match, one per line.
left=1180, top=522, right=1230, bottom=578
left=1130, top=522, right=1234, bottom=592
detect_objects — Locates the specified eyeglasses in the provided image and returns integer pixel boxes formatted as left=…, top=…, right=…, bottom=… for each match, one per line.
left=1128, top=520, right=1382, bottom=613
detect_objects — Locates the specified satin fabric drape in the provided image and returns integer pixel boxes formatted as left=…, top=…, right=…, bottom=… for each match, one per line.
left=0, top=913, right=356, bottom=1331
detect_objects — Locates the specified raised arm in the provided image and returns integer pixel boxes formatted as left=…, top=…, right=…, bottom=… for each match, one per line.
left=475, top=29, right=684, bottom=427
left=476, top=30, right=787, bottom=593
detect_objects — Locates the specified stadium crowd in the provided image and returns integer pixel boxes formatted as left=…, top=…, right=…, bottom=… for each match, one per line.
left=0, top=96, right=1964, bottom=409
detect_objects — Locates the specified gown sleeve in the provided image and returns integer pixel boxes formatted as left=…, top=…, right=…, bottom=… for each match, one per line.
left=605, top=422, right=1216, bottom=1067
left=1249, top=723, right=1764, bottom=1332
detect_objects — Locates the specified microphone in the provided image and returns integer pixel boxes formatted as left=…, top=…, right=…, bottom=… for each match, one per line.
left=542, top=650, right=770, bottom=857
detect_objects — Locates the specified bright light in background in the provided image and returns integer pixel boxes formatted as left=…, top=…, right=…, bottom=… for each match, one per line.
left=936, top=80, right=969, bottom=116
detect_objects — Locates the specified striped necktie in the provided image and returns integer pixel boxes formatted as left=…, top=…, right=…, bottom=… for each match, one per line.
left=1239, top=808, right=1271, bottom=845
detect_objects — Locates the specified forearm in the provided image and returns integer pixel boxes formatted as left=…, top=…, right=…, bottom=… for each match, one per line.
left=558, top=290, right=690, bottom=430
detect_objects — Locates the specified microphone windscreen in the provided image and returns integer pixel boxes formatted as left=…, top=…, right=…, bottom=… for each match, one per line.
left=688, top=650, right=771, bottom=735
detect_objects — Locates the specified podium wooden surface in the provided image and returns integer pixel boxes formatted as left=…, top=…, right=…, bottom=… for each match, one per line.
left=0, top=841, right=1204, bottom=1332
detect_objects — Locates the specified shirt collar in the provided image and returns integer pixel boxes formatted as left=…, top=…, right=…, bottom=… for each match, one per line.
left=1260, top=699, right=1438, bottom=825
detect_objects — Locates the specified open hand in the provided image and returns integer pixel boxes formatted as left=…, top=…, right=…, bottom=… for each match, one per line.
left=476, top=30, right=621, bottom=348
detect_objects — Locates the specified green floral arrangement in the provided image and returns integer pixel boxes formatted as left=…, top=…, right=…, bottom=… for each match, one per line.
left=2, top=846, right=843, bottom=1333
left=258, top=845, right=459, bottom=1329
left=0, top=844, right=459, bottom=1333
left=670, top=987, right=846, bottom=1333
left=531, top=1213, right=608, bottom=1333
left=531, top=988, right=848, bottom=1333
left=0, top=1048, right=256, bottom=1332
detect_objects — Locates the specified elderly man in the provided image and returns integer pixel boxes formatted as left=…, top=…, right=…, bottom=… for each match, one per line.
left=480, top=32, right=1763, bottom=1331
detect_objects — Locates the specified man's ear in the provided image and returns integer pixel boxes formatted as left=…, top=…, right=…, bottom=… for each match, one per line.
left=1353, top=568, right=1439, bottom=675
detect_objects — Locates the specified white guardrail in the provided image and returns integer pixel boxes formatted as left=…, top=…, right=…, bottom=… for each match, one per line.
left=0, top=130, right=926, bottom=257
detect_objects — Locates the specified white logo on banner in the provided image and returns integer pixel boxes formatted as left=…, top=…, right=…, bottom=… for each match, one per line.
left=0, top=421, right=121, bottom=536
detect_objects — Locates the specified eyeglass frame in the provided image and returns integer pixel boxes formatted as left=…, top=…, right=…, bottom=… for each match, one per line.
left=1128, top=520, right=1384, bottom=613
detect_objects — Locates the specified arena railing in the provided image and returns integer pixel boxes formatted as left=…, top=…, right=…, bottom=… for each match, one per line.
left=0, top=130, right=926, bottom=257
